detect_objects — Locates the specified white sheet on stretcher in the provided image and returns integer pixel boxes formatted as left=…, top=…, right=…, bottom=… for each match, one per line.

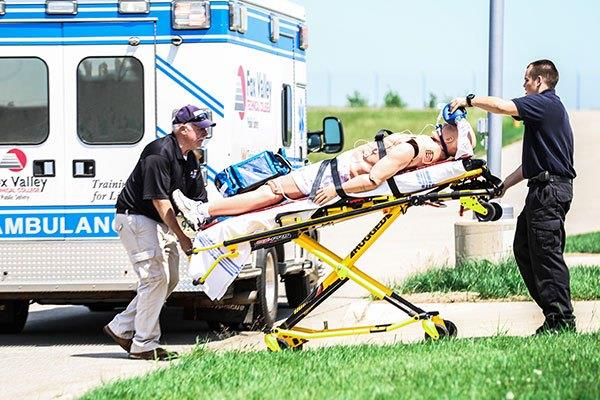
left=188, top=160, right=468, bottom=300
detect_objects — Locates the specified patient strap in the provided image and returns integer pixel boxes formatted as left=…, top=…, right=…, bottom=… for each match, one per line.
left=309, top=160, right=331, bottom=199
left=308, top=158, right=349, bottom=199
left=330, top=157, right=348, bottom=198
left=375, top=129, right=420, bottom=198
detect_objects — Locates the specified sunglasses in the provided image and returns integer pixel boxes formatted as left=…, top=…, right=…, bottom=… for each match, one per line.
left=186, top=112, right=209, bottom=124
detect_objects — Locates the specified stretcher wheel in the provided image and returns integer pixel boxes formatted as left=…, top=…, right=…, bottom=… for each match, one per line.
left=490, top=202, right=503, bottom=221
left=277, top=339, right=303, bottom=351
left=424, top=319, right=458, bottom=340
left=265, top=336, right=304, bottom=352
left=474, top=202, right=496, bottom=222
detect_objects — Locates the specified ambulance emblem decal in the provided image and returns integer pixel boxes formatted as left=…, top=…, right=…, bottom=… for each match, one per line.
left=0, top=148, right=27, bottom=172
left=234, top=65, right=246, bottom=120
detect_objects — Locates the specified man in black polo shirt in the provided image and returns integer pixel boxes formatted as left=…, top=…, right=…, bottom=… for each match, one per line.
left=103, top=105, right=215, bottom=360
left=450, top=59, right=576, bottom=334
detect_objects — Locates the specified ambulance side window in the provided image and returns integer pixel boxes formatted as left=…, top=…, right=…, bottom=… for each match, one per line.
left=281, top=84, right=292, bottom=147
left=77, top=57, right=144, bottom=144
left=0, top=58, right=49, bottom=145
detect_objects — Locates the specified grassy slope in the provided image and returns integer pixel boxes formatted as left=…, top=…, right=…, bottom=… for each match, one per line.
left=566, top=231, right=600, bottom=253
left=307, top=107, right=524, bottom=161
left=398, top=258, right=600, bottom=300
left=82, top=333, right=600, bottom=400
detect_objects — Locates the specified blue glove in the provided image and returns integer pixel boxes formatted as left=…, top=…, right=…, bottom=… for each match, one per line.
left=442, top=103, right=467, bottom=125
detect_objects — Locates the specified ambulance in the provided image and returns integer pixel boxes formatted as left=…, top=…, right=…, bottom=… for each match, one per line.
left=0, top=0, right=343, bottom=333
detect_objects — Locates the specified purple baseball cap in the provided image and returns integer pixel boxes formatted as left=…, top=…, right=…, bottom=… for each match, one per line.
left=172, top=105, right=216, bottom=129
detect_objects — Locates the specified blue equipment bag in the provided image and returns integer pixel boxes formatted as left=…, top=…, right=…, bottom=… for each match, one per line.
left=214, top=150, right=293, bottom=197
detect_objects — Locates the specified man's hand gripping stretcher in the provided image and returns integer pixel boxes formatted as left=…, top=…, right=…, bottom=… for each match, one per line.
left=173, top=106, right=503, bottom=301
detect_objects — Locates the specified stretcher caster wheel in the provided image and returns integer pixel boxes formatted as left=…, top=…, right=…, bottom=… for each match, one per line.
left=475, top=202, right=497, bottom=222
left=265, top=334, right=304, bottom=352
left=424, top=319, right=457, bottom=341
left=490, top=202, right=503, bottom=221
left=276, top=339, right=303, bottom=351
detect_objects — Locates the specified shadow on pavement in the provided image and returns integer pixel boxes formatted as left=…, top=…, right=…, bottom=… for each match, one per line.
left=0, top=303, right=294, bottom=349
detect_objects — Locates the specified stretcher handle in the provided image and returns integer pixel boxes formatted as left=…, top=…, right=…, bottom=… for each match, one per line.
left=192, top=247, right=240, bottom=286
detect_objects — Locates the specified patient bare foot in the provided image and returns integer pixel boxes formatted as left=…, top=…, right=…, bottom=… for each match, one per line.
left=172, top=189, right=209, bottom=230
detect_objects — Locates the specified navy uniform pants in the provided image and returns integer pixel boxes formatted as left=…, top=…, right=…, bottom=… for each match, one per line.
left=513, top=179, right=574, bottom=323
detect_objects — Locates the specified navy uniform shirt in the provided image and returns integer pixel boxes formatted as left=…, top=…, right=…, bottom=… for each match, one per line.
left=116, top=134, right=207, bottom=223
left=512, top=89, right=576, bottom=179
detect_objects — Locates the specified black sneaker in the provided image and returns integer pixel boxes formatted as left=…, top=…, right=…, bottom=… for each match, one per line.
left=534, top=318, right=576, bottom=335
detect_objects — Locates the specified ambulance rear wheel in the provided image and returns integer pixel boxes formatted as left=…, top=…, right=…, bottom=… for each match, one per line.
left=253, top=247, right=279, bottom=329
left=0, top=300, right=29, bottom=334
left=284, top=273, right=311, bottom=308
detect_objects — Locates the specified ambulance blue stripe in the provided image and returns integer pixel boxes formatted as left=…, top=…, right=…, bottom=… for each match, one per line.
left=155, top=62, right=225, bottom=118
left=156, top=56, right=224, bottom=109
left=0, top=205, right=115, bottom=210
left=156, top=126, right=169, bottom=138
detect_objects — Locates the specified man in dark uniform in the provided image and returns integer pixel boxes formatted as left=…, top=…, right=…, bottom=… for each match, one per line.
left=103, top=105, right=214, bottom=360
left=450, top=59, right=576, bottom=334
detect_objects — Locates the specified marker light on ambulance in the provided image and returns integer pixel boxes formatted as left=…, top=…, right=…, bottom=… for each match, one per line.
left=172, top=0, right=210, bottom=29
left=269, top=15, right=279, bottom=43
left=45, top=0, right=77, bottom=14
left=0, top=1, right=5, bottom=16
left=299, top=24, right=308, bottom=50
left=118, top=0, right=149, bottom=14
left=229, top=2, right=247, bottom=33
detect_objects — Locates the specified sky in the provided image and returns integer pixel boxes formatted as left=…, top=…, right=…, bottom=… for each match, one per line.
left=295, top=0, right=600, bottom=109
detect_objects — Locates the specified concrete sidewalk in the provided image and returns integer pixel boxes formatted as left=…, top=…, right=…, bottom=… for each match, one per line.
left=208, top=299, right=600, bottom=351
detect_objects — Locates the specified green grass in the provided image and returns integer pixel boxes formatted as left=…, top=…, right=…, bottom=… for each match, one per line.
left=397, top=258, right=600, bottom=300
left=307, top=107, right=524, bottom=161
left=566, top=231, right=600, bottom=253
left=82, top=333, right=600, bottom=400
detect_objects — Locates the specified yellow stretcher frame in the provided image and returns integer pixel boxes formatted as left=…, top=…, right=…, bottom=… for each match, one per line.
left=191, top=160, right=503, bottom=351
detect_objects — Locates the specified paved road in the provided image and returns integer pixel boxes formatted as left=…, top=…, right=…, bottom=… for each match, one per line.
left=3, top=298, right=600, bottom=400
left=2, top=111, right=599, bottom=399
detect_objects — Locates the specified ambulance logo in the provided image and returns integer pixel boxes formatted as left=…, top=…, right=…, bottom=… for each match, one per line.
left=234, top=65, right=246, bottom=120
left=0, top=148, right=27, bottom=172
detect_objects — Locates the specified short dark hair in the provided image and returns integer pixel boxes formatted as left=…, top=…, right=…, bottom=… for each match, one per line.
left=527, top=59, right=559, bottom=89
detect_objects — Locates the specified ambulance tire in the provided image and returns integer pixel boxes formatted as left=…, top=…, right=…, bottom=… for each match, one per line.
left=284, top=273, right=311, bottom=308
left=0, top=300, right=29, bottom=334
left=253, top=247, right=279, bottom=329
left=285, top=228, right=320, bottom=307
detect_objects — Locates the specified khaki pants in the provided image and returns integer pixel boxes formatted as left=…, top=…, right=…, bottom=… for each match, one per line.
left=108, top=213, right=179, bottom=353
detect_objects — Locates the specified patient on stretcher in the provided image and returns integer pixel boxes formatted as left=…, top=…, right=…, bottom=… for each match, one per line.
left=174, top=120, right=476, bottom=230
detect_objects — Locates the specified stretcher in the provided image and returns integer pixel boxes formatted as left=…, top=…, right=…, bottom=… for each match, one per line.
left=190, top=158, right=503, bottom=351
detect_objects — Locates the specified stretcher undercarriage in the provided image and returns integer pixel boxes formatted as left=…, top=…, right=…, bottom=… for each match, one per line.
left=191, top=158, right=503, bottom=351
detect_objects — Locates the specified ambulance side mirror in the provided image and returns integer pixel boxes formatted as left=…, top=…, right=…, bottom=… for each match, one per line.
left=307, top=116, right=344, bottom=154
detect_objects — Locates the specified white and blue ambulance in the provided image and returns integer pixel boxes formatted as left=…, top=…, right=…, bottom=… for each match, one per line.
left=0, top=0, right=339, bottom=332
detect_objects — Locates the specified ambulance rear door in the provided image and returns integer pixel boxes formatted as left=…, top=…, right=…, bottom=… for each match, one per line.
left=61, top=20, right=157, bottom=237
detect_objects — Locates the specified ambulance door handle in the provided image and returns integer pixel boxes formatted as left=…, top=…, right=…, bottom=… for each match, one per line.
left=33, top=160, right=56, bottom=177
left=73, top=160, right=95, bottom=178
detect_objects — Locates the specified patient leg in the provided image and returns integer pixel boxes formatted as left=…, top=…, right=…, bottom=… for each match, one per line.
left=173, top=175, right=304, bottom=226
left=210, top=185, right=284, bottom=215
